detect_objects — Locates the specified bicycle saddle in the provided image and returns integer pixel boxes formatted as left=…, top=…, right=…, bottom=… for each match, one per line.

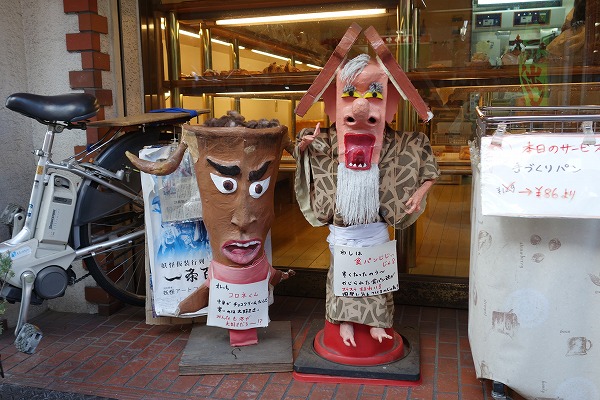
left=5, top=92, right=99, bottom=123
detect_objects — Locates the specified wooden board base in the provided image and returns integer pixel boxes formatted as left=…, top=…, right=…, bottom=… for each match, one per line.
left=179, top=321, right=293, bottom=375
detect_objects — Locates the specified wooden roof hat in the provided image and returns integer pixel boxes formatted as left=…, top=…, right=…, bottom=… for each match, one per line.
left=295, top=23, right=433, bottom=122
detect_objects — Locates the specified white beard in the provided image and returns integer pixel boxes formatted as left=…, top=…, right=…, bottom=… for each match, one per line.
left=336, top=163, right=380, bottom=226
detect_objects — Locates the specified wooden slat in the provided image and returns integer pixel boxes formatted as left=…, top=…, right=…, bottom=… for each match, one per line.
left=308, top=251, right=330, bottom=269
left=87, top=110, right=209, bottom=128
left=456, top=182, right=472, bottom=277
left=433, top=184, right=464, bottom=276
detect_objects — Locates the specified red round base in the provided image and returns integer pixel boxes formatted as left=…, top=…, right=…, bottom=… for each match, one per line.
left=313, top=321, right=405, bottom=366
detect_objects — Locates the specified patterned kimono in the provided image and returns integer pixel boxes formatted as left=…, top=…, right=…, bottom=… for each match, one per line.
left=294, top=124, right=440, bottom=327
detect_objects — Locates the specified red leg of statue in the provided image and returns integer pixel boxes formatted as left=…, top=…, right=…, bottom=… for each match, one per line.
left=229, top=328, right=258, bottom=346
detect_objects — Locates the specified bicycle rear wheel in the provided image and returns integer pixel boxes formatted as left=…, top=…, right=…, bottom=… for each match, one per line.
left=72, top=129, right=171, bottom=306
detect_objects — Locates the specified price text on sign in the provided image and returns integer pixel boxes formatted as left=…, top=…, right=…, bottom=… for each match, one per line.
left=480, top=134, right=600, bottom=218
left=333, top=240, right=399, bottom=297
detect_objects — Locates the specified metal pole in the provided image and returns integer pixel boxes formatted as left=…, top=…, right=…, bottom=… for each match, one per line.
left=201, top=24, right=214, bottom=117
left=232, top=38, right=240, bottom=70
left=166, top=12, right=181, bottom=107
left=201, top=24, right=213, bottom=71
left=232, top=38, right=241, bottom=113
left=396, top=0, right=418, bottom=273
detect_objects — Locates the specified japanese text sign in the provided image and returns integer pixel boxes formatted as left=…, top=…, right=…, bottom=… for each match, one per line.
left=333, top=240, right=399, bottom=297
left=207, top=277, right=270, bottom=330
left=140, top=146, right=210, bottom=317
left=480, top=134, right=600, bottom=218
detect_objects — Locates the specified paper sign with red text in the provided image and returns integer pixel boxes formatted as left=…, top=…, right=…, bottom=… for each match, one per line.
left=333, top=240, right=399, bottom=297
left=207, top=277, right=270, bottom=330
left=480, top=134, right=600, bottom=218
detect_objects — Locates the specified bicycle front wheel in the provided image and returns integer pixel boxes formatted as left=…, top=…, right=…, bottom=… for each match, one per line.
left=72, top=129, right=169, bottom=306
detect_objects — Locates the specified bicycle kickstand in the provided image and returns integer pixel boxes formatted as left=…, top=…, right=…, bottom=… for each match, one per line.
left=14, top=271, right=43, bottom=354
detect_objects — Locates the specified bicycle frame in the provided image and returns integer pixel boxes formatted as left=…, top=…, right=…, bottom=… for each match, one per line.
left=0, top=122, right=146, bottom=334
left=7, top=123, right=141, bottom=247
left=1, top=93, right=206, bottom=342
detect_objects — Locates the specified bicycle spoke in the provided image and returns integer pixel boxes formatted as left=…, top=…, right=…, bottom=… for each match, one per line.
left=76, top=130, right=172, bottom=306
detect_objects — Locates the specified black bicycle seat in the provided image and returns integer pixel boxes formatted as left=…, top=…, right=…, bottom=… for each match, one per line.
left=5, top=93, right=99, bottom=123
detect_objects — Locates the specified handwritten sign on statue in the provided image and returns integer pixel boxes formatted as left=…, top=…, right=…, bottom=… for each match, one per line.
left=480, top=134, right=600, bottom=218
left=333, top=240, right=399, bottom=297
left=207, top=278, right=270, bottom=330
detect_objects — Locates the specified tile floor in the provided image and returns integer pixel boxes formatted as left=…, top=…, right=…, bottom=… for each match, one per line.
left=0, top=296, right=525, bottom=400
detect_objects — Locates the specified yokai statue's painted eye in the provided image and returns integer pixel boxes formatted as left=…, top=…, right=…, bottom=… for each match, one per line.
left=249, top=176, right=270, bottom=199
left=341, top=84, right=361, bottom=98
left=364, top=82, right=384, bottom=99
left=364, top=90, right=384, bottom=99
left=210, top=173, right=237, bottom=194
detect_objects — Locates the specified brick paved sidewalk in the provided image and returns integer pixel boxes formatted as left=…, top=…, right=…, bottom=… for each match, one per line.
left=0, top=296, right=524, bottom=399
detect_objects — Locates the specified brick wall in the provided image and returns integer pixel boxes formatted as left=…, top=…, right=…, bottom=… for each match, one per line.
left=64, top=0, right=112, bottom=145
left=64, top=0, right=119, bottom=313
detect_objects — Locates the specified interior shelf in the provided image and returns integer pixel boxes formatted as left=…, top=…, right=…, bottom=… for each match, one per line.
left=170, top=72, right=318, bottom=95
left=169, top=65, right=600, bottom=96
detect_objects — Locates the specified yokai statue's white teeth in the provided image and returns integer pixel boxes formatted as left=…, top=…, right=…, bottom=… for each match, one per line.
left=233, top=241, right=260, bottom=248
left=348, top=162, right=368, bottom=168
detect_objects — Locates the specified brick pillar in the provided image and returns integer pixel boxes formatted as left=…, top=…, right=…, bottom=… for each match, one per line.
left=64, top=0, right=113, bottom=144
left=64, top=0, right=120, bottom=313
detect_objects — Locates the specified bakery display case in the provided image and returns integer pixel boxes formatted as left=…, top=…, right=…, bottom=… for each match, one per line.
left=150, top=2, right=424, bottom=180
left=137, top=0, right=600, bottom=289
left=428, top=105, right=474, bottom=177
left=148, top=0, right=600, bottom=174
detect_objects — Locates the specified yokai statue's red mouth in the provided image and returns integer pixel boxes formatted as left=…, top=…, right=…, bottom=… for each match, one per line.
left=344, top=133, right=375, bottom=170
left=222, top=239, right=262, bottom=265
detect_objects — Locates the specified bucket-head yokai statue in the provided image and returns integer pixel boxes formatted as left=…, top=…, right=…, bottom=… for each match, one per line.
left=292, top=23, right=440, bottom=364
left=127, top=113, right=293, bottom=346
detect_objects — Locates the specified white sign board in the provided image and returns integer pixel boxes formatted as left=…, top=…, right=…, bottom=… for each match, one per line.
left=333, top=240, right=399, bottom=297
left=207, top=278, right=270, bottom=329
left=480, top=134, right=600, bottom=218
left=140, top=146, right=210, bottom=317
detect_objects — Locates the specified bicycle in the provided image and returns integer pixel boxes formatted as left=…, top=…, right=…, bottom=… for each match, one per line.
left=0, top=92, right=205, bottom=347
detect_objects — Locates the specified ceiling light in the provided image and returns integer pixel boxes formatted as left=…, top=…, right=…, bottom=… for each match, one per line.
left=180, top=29, right=200, bottom=38
left=216, top=9, right=387, bottom=26
left=306, top=64, right=323, bottom=70
left=215, top=91, right=306, bottom=96
left=211, top=38, right=231, bottom=46
left=251, top=49, right=290, bottom=62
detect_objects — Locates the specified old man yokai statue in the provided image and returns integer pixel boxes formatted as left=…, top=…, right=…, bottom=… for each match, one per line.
left=292, top=23, right=439, bottom=362
left=127, top=113, right=293, bottom=347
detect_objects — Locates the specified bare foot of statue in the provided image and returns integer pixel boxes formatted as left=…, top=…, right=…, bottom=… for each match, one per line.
left=370, top=327, right=393, bottom=343
left=340, top=322, right=357, bottom=347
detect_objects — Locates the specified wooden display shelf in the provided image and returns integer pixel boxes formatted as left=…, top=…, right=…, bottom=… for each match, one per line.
left=409, top=64, right=600, bottom=88
left=170, top=72, right=318, bottom=96
left=168, top=65, right=600, bottom=96
left=436, top=152, right=472, bottom=176
left=279, top=153, right=295, bottom=172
